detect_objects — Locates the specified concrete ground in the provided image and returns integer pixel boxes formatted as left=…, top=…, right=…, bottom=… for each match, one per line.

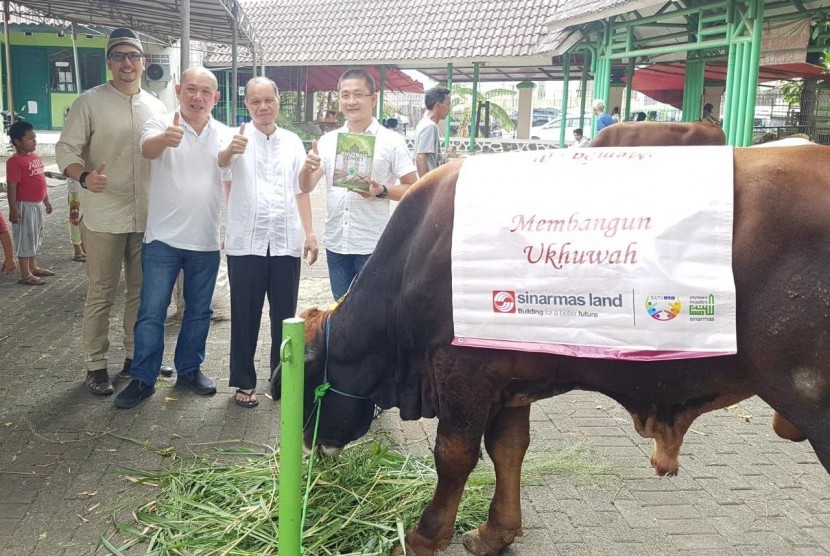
left=0, top=140, right=827, bottom=555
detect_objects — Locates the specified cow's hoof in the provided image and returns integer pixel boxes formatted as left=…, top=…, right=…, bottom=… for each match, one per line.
left=400, top=527, right=451, bottom=556
left=650, top=455, right=679, bottom=476
left=392, top=543, right=436, bottom=556
left=461, top=526, right=522, bottom=555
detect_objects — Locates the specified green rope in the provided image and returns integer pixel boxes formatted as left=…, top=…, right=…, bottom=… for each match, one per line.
left=298, top=382, right=331, bottom=552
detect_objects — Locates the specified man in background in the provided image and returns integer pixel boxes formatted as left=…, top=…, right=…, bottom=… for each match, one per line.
left=414, top=86, right=451, bottom=178
left=592, top=99, right=615, bottom=134
left=571, top=128, right=590, bottom=148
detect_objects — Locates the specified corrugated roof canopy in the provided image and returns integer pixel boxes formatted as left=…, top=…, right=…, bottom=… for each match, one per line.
left=6, top=0, right=258, bottom=47
left=206, top=0, right=581, bottom=82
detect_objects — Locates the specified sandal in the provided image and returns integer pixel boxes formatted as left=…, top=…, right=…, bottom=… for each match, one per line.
left=18, top=275, right=46, bottom=285
left=31, top=268, right=55, bottom=277
left=72, top=254, right=87, bottom=262
left=234, top=389, right=259, bottom=409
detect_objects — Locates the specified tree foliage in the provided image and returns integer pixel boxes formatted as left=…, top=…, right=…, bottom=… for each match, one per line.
left=450, top=84, right=516, bottom=137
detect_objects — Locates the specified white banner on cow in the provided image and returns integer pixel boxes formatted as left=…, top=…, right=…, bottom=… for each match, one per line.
left=451, top=147, right=737, bottom=360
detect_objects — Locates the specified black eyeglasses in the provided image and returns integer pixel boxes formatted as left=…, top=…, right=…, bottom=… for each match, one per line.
left=108, top=52, right=143, bottom=62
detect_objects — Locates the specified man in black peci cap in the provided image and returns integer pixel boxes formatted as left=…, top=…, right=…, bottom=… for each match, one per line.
left=56, top=28, right=171, bottom=397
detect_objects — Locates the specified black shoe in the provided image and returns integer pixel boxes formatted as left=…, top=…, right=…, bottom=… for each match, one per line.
left=114, top=379, right=155, bottom=409
left=175, top=369, right=216, bottom=395
left=119, top=358, right=174, bottom=380
left=269, top=365, right=282, bottom=400
left=86, top=369, right=114, bottom=396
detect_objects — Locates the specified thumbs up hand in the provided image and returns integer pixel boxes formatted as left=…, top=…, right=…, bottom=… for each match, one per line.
left=163, top=111, right=185, bottom=148
left=84, top=162, right=109, bottom=193
left=227, top=122, right=248, bottom=156
left=305, top=139, right=321, bottom=174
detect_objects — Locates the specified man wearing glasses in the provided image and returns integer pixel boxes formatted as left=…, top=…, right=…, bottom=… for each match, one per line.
left=301, top=68, right=417, bottom=301
left=57, top=28, right=168, bottom=397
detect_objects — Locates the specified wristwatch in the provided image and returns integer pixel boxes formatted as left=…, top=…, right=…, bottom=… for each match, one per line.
left=376, top=184, right=388, bottom=199
left=79, top=171, right=91, bottom=189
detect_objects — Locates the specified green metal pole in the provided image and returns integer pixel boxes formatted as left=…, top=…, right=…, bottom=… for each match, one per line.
left=224, top=70, right=232, bottom=126
left=468, top=62, right=480, bottom=154
left=723, top=36, right=738, bottom=143
left=444, top=62, right=453, bottom=147
left=560, top=54, right=570, bottom=148
left=736, top=41, right=752, bottom=146
left=742, top=0, right=765, bottom=144
left=624, top=58, right=635, bottom=121
left=378, top=65, right=386, bottom=121
left=682, top=58, right=704, bottom=121
left=579, top=48, right=591, bottom=131
left=278, top=317, right=306, bottom=556
left=728, top=42, right=743, bottom=145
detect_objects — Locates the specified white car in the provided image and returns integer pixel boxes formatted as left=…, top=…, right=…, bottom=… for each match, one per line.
left=530, top=114, right=592, bottom=144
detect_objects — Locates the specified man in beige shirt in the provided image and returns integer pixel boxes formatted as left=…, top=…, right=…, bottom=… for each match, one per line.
left=56, top=28, right=169, bottom=396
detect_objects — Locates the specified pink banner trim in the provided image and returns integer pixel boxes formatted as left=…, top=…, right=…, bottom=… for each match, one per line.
left=451, top=337, right=734, bottom=361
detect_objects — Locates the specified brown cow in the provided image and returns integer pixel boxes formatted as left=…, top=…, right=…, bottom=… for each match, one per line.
left=589, top=121, right=725, bottom=147
left=283, top=147, right=830, bottom=556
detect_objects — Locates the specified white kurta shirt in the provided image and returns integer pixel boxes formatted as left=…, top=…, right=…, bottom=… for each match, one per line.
left=141, top=113, right=229, bottom=251
left=317, top=119, right=416, bottom=255
left=225, top=124, right=306, bottom=257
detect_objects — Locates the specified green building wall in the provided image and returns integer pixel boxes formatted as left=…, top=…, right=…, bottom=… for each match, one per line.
left=0, top=26, right=109, bottom=129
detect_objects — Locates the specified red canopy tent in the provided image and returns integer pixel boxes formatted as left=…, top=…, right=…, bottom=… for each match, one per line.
left=628, top=62, right=826, bottom=108
left=265, top=65, right=424, bottom=94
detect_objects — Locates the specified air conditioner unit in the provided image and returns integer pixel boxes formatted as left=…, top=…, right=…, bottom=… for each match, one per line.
left=146, top=63, right=171, bottom=82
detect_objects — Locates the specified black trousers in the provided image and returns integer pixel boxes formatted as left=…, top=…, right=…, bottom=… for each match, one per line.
left=227, top=253, right=301, bottom=391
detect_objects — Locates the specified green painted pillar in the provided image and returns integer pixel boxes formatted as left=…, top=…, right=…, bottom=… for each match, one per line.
left=682, top=58, right=704, bottom=122
left=378, top=65, right=385, bottom=121
left=444, top=63, right=453, bottom=147
left=736, top=41, right=751, bottom=145
left=723, top=40, right=738, bottom=143
left=278, top=317, right=305, bottom=556
left=624, top=58, right=635, bottom=122
left=224, top=71, right=232, bottom=126
left=579, top=47, right=592, bottom=132
left=742, top=0, right=765, bottom=144
left=559, top=55, right=570, bottom=148
left=468, top=62, right=480, bottom=154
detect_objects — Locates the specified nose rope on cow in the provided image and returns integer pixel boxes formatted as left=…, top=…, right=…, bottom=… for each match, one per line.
left=300, top=315, right=373, bottom=538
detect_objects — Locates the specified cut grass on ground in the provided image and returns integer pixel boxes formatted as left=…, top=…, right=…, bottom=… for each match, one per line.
left=103, top=440, right=610, bottom=555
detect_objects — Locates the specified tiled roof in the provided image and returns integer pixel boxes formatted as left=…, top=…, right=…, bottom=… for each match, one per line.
left=209, top=0, right=561, bottom=65
left=546, top=0, right=662, bottom=29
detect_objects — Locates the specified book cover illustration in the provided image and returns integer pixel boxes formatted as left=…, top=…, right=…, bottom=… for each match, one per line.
left=333, top=133, right=375, bottom=190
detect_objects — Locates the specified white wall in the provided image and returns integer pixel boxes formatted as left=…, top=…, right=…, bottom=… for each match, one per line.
left=141, top=43, right=181, bottom=111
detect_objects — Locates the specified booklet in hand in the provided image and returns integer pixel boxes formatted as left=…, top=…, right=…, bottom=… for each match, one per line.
left=333, top=133, right=375, bottom=190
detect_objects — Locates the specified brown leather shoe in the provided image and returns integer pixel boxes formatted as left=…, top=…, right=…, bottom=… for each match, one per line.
left=86, top=369, right=114, bottom=396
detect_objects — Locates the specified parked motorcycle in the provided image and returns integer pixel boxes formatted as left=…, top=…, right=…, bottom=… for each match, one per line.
left=2, top=110, right=26, bottom=133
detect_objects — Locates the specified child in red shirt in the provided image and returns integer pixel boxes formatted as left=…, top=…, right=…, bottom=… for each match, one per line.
left=7, top=120, right=52, bottom=285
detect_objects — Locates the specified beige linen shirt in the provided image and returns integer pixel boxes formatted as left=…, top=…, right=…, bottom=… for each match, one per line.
left=56, top=82, right=166, bottom=233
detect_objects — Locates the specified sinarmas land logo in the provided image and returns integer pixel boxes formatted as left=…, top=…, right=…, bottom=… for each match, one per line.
left=492, top=290, right=516, bottom=313
left=645, top=295, right=681, bottom=321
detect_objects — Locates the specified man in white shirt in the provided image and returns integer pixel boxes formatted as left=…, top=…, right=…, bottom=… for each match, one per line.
left=115, top=67, right=228, bottom=409
left=301, top=68, right=417, bottom=300
left=218, top=77, right=319, bottom=408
